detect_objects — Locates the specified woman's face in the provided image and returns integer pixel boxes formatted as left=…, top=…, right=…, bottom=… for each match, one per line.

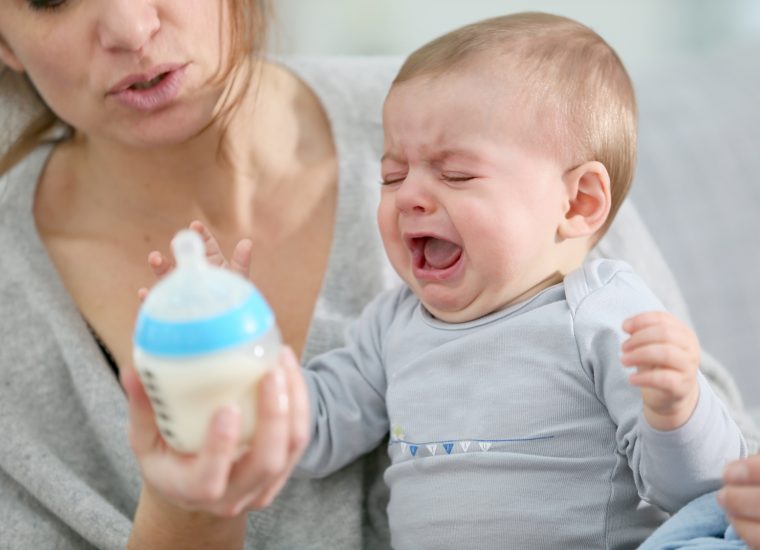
left=0, top=0, right=236, bottom=148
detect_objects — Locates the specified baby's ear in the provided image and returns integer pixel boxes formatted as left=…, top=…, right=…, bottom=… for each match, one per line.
left=557, top=161, right=611, bottom=240
left=0, top=38, right=25, bottom=73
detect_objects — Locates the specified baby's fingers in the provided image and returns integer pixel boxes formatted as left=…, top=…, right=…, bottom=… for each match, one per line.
left=621, top=342, right=694, bottom=372
left=229, top=239, right=253, bottom=278
left=189, top=220, right=228, bottom=269
left=622, top=311, right=677, bottom=334
left=627, top=366, right=686, bottom=392
left=136, top=251, right=174, bottom=302
left=622, top=313, right=699, bottom=354
left=148, top=250, right=173, bottom=278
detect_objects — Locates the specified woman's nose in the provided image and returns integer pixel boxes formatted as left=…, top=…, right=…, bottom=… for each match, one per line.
left=96, top=0, right=160, bottom=53
left=394, top=172, right=437, bottom=215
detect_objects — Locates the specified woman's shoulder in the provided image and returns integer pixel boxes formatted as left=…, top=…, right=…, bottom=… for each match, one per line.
left=0, top=144, right=50, bottom=213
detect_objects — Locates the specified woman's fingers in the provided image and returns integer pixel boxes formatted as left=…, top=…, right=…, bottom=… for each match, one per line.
left=247, top=347, right=310, bottom=509
left=719, top=457, right=760, bottom=547
left=223, top=364, right=292, bottom=511
left=184, top=406, right=243, bottom=511
left=122, top=366, right=160, bottom=456
left=720, top=485, right=760, bottom=520
left=725, top=456, right=760, bottom=485
left=726, top=515, right=760, bottom=548
left=283, top=347, right=310, bottom=457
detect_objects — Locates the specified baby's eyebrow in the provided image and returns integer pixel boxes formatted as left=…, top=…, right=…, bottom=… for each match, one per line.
left=433, top=148, right=488, bottom=166
left=381, top=147, right=487, bottom=165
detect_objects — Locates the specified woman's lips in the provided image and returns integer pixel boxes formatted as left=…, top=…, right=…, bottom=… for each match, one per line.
left=108, top=64, right=188, bottom=113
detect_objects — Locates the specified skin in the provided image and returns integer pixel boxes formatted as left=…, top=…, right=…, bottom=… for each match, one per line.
left=0, top=0, right=331, bottom=546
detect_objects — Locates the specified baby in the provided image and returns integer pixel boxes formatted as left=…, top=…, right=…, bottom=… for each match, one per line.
left=147, top=12, right=746, bottom=550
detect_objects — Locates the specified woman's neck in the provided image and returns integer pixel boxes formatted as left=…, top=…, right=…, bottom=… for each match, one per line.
left=60, top=61, right=332, bottom=239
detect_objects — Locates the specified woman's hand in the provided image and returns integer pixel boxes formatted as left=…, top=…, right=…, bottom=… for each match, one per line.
left=122, top=345, right=310, bottom=517
left=130, top=220, right=310, bottom=516
left=719, top=455, right=760, bottom=547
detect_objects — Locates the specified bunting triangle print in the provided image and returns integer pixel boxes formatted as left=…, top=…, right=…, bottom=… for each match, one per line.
left=460, top=441, right=471, bottom=452
left=400, top=442, right=407, bottom=454
left=427, top=444, right=437, bottom=456
left=479, top=442, right=492, bottom=452
left=409, top=445, right=418, bottom=457
left=443, top=443, right=454, bottom=454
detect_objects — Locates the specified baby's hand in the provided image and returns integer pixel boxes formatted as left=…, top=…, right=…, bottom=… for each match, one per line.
left=138, top=221, right=253, bottom=301
left=621, top=311, right=700, bottom=431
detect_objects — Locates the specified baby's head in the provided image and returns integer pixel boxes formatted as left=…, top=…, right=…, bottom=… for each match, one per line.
left=378, top=12, right=636, bottom=323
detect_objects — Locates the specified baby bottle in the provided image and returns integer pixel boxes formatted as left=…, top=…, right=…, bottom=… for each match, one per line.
left=133, top=229, right=281, bottom=453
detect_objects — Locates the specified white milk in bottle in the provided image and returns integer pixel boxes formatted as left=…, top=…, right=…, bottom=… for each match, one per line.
left=133, top=230, right=281, bottom=453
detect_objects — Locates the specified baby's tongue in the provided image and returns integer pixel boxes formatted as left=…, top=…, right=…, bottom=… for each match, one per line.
left=423, top=238, right=462, bottom=269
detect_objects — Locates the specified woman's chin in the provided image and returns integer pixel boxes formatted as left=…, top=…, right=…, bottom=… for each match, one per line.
left=118, top=115, right=216, bottom=150
left=106, top=95, right=223, bottom=149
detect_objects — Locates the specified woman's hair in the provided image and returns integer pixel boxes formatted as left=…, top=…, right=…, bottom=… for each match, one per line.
left=0, top=0, right=270, bottom=177
left=394, top=12, right=637, bottom=235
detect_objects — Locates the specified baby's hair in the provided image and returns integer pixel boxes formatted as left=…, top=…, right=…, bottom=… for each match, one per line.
left=393, top=12, right=637, bottom=234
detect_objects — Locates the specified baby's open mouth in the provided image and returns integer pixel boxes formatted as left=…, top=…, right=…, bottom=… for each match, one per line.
left=410, top=236, right=462, bottom=271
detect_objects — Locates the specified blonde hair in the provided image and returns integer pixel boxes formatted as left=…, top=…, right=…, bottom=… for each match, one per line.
left=394, top=12, right=637, bottom=233
left=0, top=0, right=270, bottom=177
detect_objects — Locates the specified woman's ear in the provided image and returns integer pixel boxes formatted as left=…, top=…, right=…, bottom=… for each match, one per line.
left=557, top=160, right=611, bottom=240
left=0, top=37, right=25, bottom=72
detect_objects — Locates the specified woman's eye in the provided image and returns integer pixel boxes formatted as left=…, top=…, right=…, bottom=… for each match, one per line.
left=27, top=0, right=67, bottom=11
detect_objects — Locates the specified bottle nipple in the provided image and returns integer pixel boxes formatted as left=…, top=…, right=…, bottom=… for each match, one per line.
left=171, top=229, right=206, bottom=269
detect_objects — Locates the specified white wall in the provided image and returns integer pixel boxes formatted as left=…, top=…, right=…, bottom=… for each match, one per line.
left=269, top=0, right=760, bottom=76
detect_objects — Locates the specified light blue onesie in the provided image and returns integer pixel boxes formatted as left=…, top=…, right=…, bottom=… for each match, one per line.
left=296, top=259, right=746, bottom=549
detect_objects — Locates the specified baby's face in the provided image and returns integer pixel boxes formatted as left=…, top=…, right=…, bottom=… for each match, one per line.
left=379, top=67, right=572, bottom=323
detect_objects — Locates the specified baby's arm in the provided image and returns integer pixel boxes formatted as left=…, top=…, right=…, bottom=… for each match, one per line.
left=295, top=289, right=401, bottom=477
left=621, top=311, right=700, bottom=430
left=572, top=262, right=746, bottom=512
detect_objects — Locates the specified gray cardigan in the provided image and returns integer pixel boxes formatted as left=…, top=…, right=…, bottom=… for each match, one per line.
left=0, top=57, right=757, bottom=549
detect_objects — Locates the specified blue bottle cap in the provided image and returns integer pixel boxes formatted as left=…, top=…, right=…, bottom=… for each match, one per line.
left=133, top=230, right=277, bottom=358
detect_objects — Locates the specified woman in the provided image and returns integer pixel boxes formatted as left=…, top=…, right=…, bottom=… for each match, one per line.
left=722, top=456, right=760, bottom=547
left=0, top=1, right=757, bottom=548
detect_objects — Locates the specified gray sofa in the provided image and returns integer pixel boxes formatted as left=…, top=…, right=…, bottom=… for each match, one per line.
left=630, top=42, right=760, bottom=418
